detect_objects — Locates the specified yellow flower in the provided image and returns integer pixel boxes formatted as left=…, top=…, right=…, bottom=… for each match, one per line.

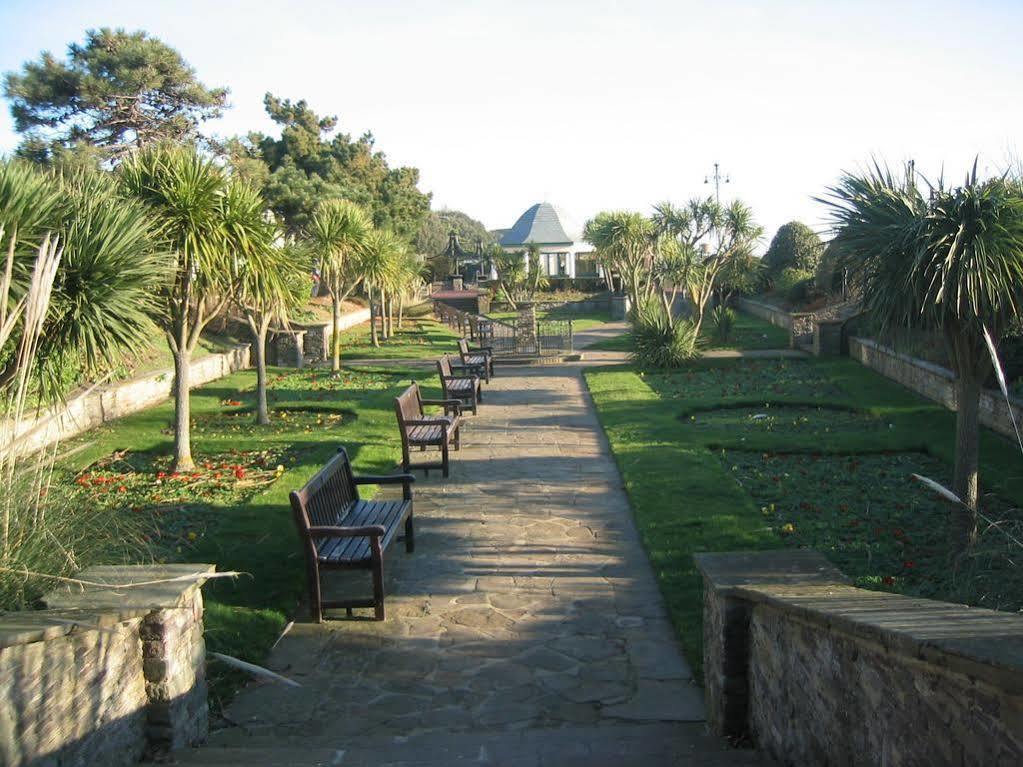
left=781, top=523, right=795, bottom=535
left=187, top=531, right=198, bottom=541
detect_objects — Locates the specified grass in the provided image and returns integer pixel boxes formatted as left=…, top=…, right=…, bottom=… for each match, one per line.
left=702, top=311, right=790, bottom=350
left=44, top=364, right=441, bottom=704
left=334, top=316, right=463, bottom=360
left=584, top=357, right=1023, bottom=680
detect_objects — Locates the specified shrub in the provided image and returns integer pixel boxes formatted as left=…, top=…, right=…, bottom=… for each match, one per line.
left=773, top=267, right=815, bottom=302
left=815, top=240, right=846, bottom=295
left=763, top=221, right=824, bottom=277
left=711, top=306, right=737, bottom=343
left=630, top=300, right=700, bottom=368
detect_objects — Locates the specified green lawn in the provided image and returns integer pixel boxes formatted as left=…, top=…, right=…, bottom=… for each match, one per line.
left=584, top=358, right=1023, bottom=680
left=48, top=364, right=440, bottom=704
left=703, top=311, right=790, bottom=350
left=335, top=316, right=463, bottom=360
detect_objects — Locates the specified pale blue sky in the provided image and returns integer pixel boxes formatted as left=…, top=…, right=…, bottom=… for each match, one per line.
left=1, top=0, right=1021, bottom=245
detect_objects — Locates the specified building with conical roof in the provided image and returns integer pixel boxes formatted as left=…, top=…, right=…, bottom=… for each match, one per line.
left=496, top=202, right=600, bottom=281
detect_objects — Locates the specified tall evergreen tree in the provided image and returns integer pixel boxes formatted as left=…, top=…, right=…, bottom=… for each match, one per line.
left=4, top=28, right=227, bottom=161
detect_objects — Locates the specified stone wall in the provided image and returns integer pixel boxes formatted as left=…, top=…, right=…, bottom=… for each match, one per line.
left=735, top=298, right=813, bottom=349
left=695, top=550, right=1023, bottom=766
left=3, top=344, right=250, bottom=458
left=849, top=336, right=1023, bottom=440
left=299, top=307, right=371, bottom=364
left=0, top=564, right=214, bottom=767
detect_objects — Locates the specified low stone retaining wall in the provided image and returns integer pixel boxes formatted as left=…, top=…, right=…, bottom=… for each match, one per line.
left=695, top=550, right=1023, bottom=766
left=735, top=298, right=813, bottom=349
left=850, top=336, right=1023, bottom=440
left=2, top=344, right=251, bottom=457
left=0, top=564, right=214, bottom=767
left=298, top=307, right=371, bottom=364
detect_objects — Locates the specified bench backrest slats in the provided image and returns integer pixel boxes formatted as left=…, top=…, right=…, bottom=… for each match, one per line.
left=437, top=355, right=453, bottom=379
left=394, top=382, right=424, bottom=439
left=290, top=448, right=360, bottom=534
left=457, top=338, right=470, bottom=358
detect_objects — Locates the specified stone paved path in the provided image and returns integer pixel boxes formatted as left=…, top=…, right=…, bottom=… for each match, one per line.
left=175, top=363, right=763, bottom=766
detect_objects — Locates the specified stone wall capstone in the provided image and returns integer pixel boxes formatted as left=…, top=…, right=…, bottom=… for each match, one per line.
left=0, top=564, right=215, bottom=767
left=695, top=550, right=1023, bottom=767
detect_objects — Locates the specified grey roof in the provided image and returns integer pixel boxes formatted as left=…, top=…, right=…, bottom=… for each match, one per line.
left=499, top=203, right=573, bottom=247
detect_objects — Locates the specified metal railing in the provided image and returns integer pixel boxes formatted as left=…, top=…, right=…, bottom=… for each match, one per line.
left=433, top=302, right=573, bottom=357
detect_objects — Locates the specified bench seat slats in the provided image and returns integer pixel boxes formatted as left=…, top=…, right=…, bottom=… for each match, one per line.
left=326, top=500, right=410, bottom=563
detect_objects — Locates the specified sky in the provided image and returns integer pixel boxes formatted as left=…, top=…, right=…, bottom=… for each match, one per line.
left=1, top=0, right=1022, bottom=248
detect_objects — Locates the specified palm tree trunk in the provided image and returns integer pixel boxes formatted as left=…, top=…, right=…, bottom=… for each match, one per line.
left=369, top=287, right=379, bottom=347
left=951, top=370, right=981, bottom=560
left=331, top=296, right=342, bottom=373
left=254, top=322, right=270, bottom=426
left=171, top=347, right=195, bottom=472
left=398, top=296, right=405, bottom=329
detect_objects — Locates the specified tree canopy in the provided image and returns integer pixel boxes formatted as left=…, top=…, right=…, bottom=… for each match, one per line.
left=227, top=95, right=431, bottom=237
left=762, top=220, right=824, bottom=275
left=4, top=28, right=227, bottom=162
left=414, top=209, right=493, bottom=257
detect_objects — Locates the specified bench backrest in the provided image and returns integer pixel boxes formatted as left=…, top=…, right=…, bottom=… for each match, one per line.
left=457, top=338, right=470, bottom=359
left=437, top=355, right=454, bottom=379
left=289, top=447, right=359, bottom=536
left=394, top=383, right=424, bottom=440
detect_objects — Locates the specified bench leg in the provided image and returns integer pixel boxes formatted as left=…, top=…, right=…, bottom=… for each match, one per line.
left=306, top=557, right=323, bottom=624
left=405, top=509, right=415, bottom=553
left=371, top=537, right=385, bottom=621
left=441, top=440, right=450, bottom=478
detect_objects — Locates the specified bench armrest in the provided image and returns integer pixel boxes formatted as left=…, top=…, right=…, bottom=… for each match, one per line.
left=354, top=473, right=415, bottom=500
left=404, top=417, right=455, bottom=428
left=421, top=398, right=462, bottom=415
left=308, top=524, right=385, bottom=538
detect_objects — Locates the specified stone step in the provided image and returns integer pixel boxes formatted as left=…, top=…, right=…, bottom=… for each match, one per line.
left=165, top=723, right=765, bottom=767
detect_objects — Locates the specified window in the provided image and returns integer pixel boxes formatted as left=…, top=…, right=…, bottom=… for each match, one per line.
left=542, top=252, right=567, bottom=276
left=575, top=253, right=599, bottom=277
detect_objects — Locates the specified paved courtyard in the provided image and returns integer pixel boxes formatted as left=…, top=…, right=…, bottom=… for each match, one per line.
left=181, top=363, right=761, bottom=766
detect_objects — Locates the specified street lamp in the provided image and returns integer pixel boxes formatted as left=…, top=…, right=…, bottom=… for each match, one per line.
left=704, top=162, right=730, bottom=204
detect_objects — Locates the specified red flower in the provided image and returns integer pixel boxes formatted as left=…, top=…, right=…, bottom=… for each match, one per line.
left=903, top=560, right=915, bottom=569
left=118, top=485, right=127, bottom=493
left=233, top=468, right=246, bottom=480
left=882, top=576, right=895, bottom=586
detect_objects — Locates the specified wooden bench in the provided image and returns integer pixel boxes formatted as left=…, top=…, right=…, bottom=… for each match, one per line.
left=394, top=382, right=462, bottom=478
left=288, top=447, right=415, bottom=622
left=458, top=337, right=494, bottom=383
left=437, top=355, right=482, bottom=415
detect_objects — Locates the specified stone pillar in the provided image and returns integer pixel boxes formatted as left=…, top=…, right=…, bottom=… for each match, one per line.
left=303, top=323, right=330, bottom=364
left=273, top=331, right=306, bottom=368
left=140, top=585, right=209, bottom=749
left=516, top=302, right=537, bottom=354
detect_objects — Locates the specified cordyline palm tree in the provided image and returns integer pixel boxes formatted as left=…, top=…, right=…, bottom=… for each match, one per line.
left=391, top=248, right=423, bottom=331
left=309, top=200, right=370, bottom=372
left=120, top=144, right=266, bottom=472
left=824, top=161, right=1023, bottom=561
left=652, top=198, right=762, bottom=337
left=360, top=229, right=403, bottom=347
left=236, top=234, right=309, bottom=425
left=583, top=211, right=657, bottom=311
left=0, top=160, right=163, bottom=398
